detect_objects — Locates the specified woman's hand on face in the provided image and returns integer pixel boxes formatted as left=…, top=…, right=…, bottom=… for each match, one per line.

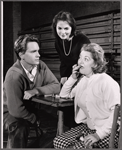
left=72, top=64, right=81, bottom=79
left=84, top=133, right=100, bottom=148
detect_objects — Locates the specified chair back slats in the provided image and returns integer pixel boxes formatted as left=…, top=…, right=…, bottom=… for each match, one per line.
left=109, top=104, right=120, bottom=148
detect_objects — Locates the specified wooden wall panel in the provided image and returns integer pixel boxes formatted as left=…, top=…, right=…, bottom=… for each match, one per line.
left=19, top=10, right=120, bottom=85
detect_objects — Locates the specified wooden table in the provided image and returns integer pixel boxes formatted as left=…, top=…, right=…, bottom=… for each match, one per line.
left=32, top=96, right=74, bottom=135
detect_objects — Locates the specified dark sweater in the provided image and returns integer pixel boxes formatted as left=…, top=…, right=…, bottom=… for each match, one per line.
left=55, top=32, right=90, bottom=78
left=3, top=60, right=60, bottom=125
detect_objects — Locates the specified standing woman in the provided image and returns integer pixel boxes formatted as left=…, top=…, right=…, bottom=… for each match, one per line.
left=52, top=11, right=90, bottom=86
left=52, top=11, right=90, bottom=128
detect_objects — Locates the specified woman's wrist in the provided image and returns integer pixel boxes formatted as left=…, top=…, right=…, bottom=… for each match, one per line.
left=72, top=73, right=78, bottom=79
left=94, top=133, right=100, bottom=141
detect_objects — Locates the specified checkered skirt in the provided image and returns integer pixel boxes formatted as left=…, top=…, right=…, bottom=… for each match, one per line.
left=53, top=123, right=120, bottom=149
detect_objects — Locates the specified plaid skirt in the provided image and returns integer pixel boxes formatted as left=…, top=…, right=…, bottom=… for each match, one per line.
left=53, top=123, right=120, bottom=149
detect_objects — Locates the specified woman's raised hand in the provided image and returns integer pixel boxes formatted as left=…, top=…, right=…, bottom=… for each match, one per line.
left=72, top=64, right=81, bottom=79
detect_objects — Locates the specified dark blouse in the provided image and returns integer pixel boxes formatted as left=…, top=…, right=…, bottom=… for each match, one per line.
left=55, top=32, right=90, bottom=78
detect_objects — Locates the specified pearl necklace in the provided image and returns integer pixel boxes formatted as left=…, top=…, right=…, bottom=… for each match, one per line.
left=62, top=38, right=72, bottom=56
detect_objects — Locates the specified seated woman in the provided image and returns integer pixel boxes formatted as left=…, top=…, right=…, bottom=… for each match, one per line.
left=53, top=43, right=120, bottom=149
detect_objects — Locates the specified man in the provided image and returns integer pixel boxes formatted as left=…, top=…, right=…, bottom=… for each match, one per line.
left=3, top=34, right=60, bottom=148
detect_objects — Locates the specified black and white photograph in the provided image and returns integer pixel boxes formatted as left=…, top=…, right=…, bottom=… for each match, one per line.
left=1, top=1, right=121, bottom=149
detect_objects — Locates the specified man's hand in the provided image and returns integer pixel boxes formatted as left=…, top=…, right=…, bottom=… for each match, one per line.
left=84, top=133, right=100, bottom=148
left=23, top=89, right=39, bottom=100
left=72, top=64, right=81, bottom=79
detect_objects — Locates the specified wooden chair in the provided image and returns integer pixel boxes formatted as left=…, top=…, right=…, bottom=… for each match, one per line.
left=109, top=104, right=121, bottom=148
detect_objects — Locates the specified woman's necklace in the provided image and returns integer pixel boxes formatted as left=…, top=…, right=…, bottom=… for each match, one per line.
left=62, top=38, right=72, bottom=56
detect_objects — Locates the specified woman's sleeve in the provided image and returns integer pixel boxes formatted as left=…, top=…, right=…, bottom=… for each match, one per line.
left=78, top=32, right=91, bottom=43
left=59, top=76, right=77, bottom=99
left=83, top=33, right=91, bottom=43
left=96, top=79, right=120, bottom=139
left=55, top=41, right=61, bottom=59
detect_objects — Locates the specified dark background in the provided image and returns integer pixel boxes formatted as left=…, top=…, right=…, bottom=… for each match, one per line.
left=3, top=1, right=120, bottom=78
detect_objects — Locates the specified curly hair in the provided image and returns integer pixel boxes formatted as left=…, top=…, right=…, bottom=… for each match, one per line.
left=52, top=11, right=76, bottom=39
left=81, top=43, right=108, bottom=73
left=14, top=34, right=40, bottom=60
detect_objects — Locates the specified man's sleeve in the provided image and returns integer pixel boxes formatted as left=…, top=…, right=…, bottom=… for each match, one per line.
left=35, top=62, right=60, bottom=95
left=5, top=72, right=36, bottom=124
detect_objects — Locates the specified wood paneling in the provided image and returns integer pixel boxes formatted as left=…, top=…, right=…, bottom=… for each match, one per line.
left=19, top=10, right=120, bottom=85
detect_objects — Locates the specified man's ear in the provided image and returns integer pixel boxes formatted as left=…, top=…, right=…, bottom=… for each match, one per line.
left=19, top=52, right=24, bottom=60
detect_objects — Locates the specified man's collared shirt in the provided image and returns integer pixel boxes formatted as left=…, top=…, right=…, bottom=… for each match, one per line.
left=21, top=63, right=37, bottom=82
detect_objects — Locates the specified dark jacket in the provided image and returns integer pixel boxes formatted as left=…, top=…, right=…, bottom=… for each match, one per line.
left=3, top=59, right=60, bottom=125
left=55, top=32, right=90, bottom=78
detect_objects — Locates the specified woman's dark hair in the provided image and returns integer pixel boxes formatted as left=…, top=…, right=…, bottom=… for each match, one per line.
left=81, top=43, right=108, bottom=73
left=52, top=11, right=76, bottom=39
left=14, top=34, right=40, bottom=60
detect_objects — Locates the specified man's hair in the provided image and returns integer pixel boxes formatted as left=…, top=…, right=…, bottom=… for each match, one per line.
left=52, top=11, right=76, bottom=39
left=81, top=43, right=108, bottom=73
left=14, top=34, right=40, bottom=60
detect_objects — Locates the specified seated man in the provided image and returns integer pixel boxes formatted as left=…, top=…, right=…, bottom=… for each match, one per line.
left=3, top=34, right=60, bottom=148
